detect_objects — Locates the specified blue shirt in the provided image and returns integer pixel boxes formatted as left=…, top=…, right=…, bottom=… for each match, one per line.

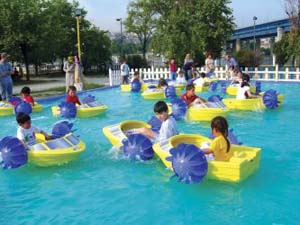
left=0, top=62, right=12, bottom=77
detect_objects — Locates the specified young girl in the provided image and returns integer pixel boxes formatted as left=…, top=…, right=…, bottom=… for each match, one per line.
left=157, top=78, right=168, bottom=89
left=236, top=73, right=257, bottom=99
left=203, top=116, right=232, bottom=161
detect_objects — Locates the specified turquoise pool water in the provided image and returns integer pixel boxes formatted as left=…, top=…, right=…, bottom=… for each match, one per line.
left=0, top=82, right=299, bottom=225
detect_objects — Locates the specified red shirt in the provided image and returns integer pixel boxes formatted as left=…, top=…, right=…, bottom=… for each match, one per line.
left=23, top=95, right=34, bottom=105
left=169, top=62, right=177, bottom=72
left=66, top=94, right=81, bottom=105
left=181, top=93, right=198, bottom=106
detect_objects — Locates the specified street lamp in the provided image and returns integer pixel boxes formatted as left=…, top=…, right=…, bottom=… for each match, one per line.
left=75, top=9, right=82, bottom=60
left=116, top=18, right=123, bottom=61
left=253, top=16, right=258, bottom=66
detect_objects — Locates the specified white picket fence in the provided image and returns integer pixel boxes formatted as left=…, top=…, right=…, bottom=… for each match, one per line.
left=109, top=65, right=300, bottom=86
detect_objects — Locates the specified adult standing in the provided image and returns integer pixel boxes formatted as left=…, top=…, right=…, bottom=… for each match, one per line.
left=183, top=53, right=194, bottom=81
left=63, top=56, right=75, bottom=92
left=120, top=59, right=130, bottom=84
left=0, top=53, right=13, bottom=100
left=225, top=54, right=238, bottom=79
left=169, top=58, right=177, bottom=80
left=205, top=53, right=215, bottom=77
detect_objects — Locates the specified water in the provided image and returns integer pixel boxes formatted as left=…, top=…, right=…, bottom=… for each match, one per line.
left=0, top=83, right=300, bottom=225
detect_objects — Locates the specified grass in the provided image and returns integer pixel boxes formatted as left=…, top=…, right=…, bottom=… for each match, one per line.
left=32, top=83, right=105, bottom=98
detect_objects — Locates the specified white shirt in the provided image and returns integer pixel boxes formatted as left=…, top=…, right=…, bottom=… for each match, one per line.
left=17, top=126, right=41, bottom=146
left=74, top=82, right=83, bottom=91
left=176, top=77, right=186, bottom=84
left=120, top=63, right=130, bottom=76
left=157, top=116, right=178, bottom=141
left=236, top=86, right=250, bottom=99
left=193, top=77, right=205, bottom=86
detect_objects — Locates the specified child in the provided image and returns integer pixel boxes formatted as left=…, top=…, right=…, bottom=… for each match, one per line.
left=21, top=86, right=35, bottom=106
left=74, top=77, right=83, bottom=91
left=66, top=85, right=81, bottom=105
left=16, top=112, right=51, bottom=148
left=131, top=71, right=144, bottom=84
left=136, top=101, right=178, bottom=142
left=202, top=116, right=232, bottom=161
left=157, top=78, right=168, bottom=89
left=169, top=58, right=177, bottom=80
left=236, top=73, right=257, bottom=99
left=120, top=59, right=130, bottom=84
left=176, top=70, right=186, bottom=84
left=193, top=72, right=209, bottom=87
left=181, top=84, right=207, bottom=106
left=230, top=70, right=242, bottom=85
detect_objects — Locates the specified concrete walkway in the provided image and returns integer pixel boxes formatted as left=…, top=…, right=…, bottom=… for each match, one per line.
left=13, top=76, right=110, bottom=94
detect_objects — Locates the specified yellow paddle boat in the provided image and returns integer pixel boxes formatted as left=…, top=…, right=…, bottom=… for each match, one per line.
left=226, top=85, right=256, bottom=96
left=28, top=133, right=86, bottom=167
left=142, top=87, right=181, bottom=100
left=222, top=93, right=284, bottom=111
left=0, top=101, right=43, bottom=116
left=120, top=83, right=148, bottom=92
left=153, top=134, right=261, bottom=182
left=103, top=120, right=150, bottom=148
left=52, top=101, right=108, bottom=118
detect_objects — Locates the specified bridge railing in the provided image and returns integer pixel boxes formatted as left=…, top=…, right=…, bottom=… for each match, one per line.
left=109, top=65, right=300, bottom=86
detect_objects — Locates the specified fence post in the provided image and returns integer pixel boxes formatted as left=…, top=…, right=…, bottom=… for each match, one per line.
left=265, top=67, right=269, bottom=80
left=109, top=68, right=113, bottom=86
left=285, top=67, right=289, bottom=80
left=296, top=67, right=300, bottom=81
left=275, top=64, right=279, bottom=81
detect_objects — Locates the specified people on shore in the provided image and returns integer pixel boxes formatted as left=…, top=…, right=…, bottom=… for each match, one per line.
left=120, top=59, right=130, bottom=84
left=0, top=53, right=13, bottom=100
left=169, top=58, right=177, bottom=81
left=63, top=56, right=75, bottom=92
left=205, top=53, right=215, bottom=77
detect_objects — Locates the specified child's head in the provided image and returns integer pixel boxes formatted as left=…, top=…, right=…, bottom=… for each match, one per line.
left=170, top=58, right=175, bottom=63
left=76, top=77, right=80, bottom=83
left=67, top=56, right=73, bottom=63
left=133, top=71, right=140, bottom=79
left=186, top=84, right=196, bottom=97
left=241, top=73, right=250, bottom=87
left=68, top=85, right=77, bottom=96
left=21, top=86, right=31, bottom=96
left=158, top=78, right=168, bottom=88
left=16, top=112, right=31, bottom=129
left=211, top=116, right=230, bottom=152
left=200, top=72, right=206, bottom=78
left=154, top=101, right=169, bottom=121
left=178, top=70, right=184, bottom=77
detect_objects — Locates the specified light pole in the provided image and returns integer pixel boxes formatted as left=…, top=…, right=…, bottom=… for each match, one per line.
left=253, top=16, right=258, bottom=66
left=116, top=18, right=123, bottom=61
left=75, top=9, right=82, bottom=60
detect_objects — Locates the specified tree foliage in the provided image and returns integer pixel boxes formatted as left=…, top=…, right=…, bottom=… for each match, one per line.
left=273, top=35, right=290, bottom=66
left=149, top=0, right=234, bottom=66
left=0, top=0, right=111, bottom=79
left=124, top=0, right=157, bottom=58
left=234, top=49, right=263, bottom=68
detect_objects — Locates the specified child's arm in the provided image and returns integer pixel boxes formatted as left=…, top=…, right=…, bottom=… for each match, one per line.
left=202, top=148, right=214, bottom=155
left=194, top=97, right=207, bottom=104
left=135, top=127, right=156, bottom=139
left=40, top=130, right=52, bottom=140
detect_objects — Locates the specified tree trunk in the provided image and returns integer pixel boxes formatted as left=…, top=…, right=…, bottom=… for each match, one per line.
left=20, top=43, right=30, bottom=81
left=61, top=58, right=64, bottom=72
left=142, top=39, right=147, bottom=59
left=34, top=63, right=38, bottom=76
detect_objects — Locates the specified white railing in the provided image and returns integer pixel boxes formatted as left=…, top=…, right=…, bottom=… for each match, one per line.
left=109, top=65, right=300, bottom=86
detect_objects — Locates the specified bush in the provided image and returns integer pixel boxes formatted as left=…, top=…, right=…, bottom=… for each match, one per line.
left=127, top=55, right=148, bottom=69
left=234, top=49, right=262, bottom=68
left=273, top=35, right=290, bottom=66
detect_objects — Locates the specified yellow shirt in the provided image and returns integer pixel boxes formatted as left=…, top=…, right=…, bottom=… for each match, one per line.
left=211, top=135, right=232, bottom=161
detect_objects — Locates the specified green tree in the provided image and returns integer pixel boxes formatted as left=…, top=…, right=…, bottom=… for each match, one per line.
left=149, top=0, right=234, bottom=66
left=273, top=35, right=290, bottom=66
left=124, top=0, right=156, bottom=58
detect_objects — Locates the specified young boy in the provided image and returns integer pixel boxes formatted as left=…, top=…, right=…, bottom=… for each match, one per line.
left=137, top=101, right=178, bottom=142
left=16, top=112, right=51, bottom=148
left=181, top=84, right=207, bottom=106
left=131, top=71, right=144, bottom=84
left=176, top=70, right=186, bottom=84
left=193, top=72, right=209, bottom=87
left=21, top=86, right=35, bottom=106
left=66, top=85, right=81, bottom=105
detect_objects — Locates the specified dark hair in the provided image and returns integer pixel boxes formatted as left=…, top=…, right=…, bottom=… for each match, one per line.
left=68, top=85, right=77, bottom=92
left=154, top=101, right=168, bottom=113
left=158, top=78, right=168, bottom=88
left=200, top=72, right=206, bottom=78
left=178, top=70, right=184, bottom=74
left=16, top=112, right=31, bottom=124
left=186, top=84, right=195, bottom=91
left=211, top=116, right=230, bottom=153
left=241, top=73, right=250, bottom=88
left=134, top=71, right=139, bottom=76
left=21, top=86, right=31, bottom=95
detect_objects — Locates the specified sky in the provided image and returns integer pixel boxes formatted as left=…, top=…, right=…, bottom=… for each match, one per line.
left=74, top=0, right=287, bottom=32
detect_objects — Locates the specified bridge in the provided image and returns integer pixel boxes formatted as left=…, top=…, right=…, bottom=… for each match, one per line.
left=229, top=18, right=291, bottom=51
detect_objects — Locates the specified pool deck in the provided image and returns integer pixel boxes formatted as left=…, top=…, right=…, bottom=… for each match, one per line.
left=13, top=76, right=110, bottom=94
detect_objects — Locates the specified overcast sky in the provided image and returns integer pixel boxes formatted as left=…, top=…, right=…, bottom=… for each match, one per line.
left=73, top=0, right=287, bottom=32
